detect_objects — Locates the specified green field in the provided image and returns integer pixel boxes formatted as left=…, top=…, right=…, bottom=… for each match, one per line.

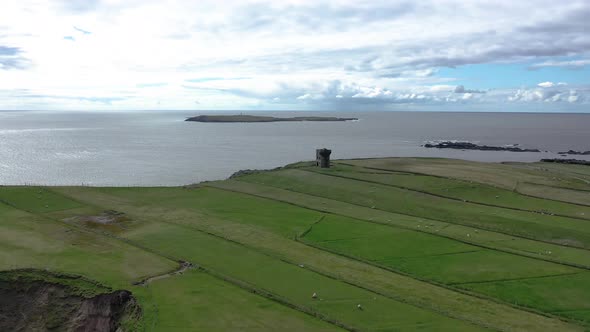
left=1, top=157, right=589, bottom=331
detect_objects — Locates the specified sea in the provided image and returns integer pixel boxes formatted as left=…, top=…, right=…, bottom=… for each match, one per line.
left=1, top=110, right=589, bottom=186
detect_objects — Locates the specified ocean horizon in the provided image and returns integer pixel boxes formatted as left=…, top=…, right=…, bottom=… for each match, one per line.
left=1, top=110, right=589, bottom=186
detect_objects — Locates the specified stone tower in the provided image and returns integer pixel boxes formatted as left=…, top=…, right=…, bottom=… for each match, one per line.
left=316, top=148, right=331, bottom=168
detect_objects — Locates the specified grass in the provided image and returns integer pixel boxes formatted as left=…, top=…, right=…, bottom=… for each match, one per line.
left=2, top=157, right=590, bottom=331
left=463, top=272, right=590, bottom=323
left=0, top=186, right=82, bottom=213
left=311, top=163, right=590, bottom=219
left=141, top=269, right=342, bottom=332
left=237, top=169, right=590, bottom=249
left=52, top=184, right=584, bottom=331
left=304, top=215, right=475, bottom=260
left=122, top=220, right=488, bottom=331
left=88, top=186, right=322, bottom=238
left=516, top=182, right=590, bottom=206
left=341, top=158, right=590, bottom=205
left=0, top=200, right=176, bottom=287
left=0, top=193, right=347, bottom=331
left=303, top=214, right=578, bottom=283
left=209, top=179, right=590, bottom=270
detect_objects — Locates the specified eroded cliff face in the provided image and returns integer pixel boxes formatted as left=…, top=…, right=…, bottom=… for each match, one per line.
left=0, top=275, right=138, bottom=332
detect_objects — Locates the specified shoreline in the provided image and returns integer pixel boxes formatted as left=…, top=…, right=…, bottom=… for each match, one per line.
left=2, top=156, right=589, bottom=188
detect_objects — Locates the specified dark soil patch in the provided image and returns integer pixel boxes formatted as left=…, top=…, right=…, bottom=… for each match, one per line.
left=0, top=270, right=140, bottom=332
left=69, top=210, right=129, bottom=225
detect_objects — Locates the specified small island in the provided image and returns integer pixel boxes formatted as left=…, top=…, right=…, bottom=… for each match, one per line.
left=185, top=114, right=358, bottom=123
left=423, top=141, right=541, bottom=152
left=541, top=158, right=590, bottom=166
left=558, top=150, right=590, bottom=155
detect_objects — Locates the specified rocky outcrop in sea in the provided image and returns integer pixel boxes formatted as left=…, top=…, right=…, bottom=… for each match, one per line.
left=423, top=141, right=540, bottom=153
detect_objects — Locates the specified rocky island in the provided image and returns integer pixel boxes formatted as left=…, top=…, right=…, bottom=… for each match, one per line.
left=423, top=141, right=541, bottom=152
left=185, top=114, right=358, bottom=123
left=558, top=150, right=590, bottom=155
left=541, top=158, right=590, bottom=166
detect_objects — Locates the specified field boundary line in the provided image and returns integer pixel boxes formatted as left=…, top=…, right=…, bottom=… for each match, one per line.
left=371, top=249, right=485, bottom=261
left=297, top=215, right=325, bottom=239
left=525, top=183, right=590, bottom=193
left=448, top=272, right=584, bottom=286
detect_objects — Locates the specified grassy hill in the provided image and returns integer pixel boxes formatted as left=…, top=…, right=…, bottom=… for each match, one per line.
left=1, top=157, right=590, bottom=331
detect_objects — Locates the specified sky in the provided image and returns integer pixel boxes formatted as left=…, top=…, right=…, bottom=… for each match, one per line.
left=1, top=0, right=589, bottom=112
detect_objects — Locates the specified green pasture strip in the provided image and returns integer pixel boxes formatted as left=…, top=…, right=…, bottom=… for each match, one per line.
left=0, top=201, right=176, bottom=288
left=304, top=216, right=475, bottom=260
left=53, top=186, right=585, bottom=332
left=209, top=180, right=590, bottom=270
left=300, top=210, right=590, bottom=325
left=74, top=186, right=322, bottom=239
left=0, top=186, right=83, bottom=213
left=49, top=188, right=486, bottom=329
left=552, top=310, right=590, bottom=324
left=237, top=169, right=590, bottom=249
left=303, top=216, right=578, bottom=283
left=517, top=182, right=590, bottom=207
left=311, top=163, right=590, bottom=220
left=123, top=220, right=488, bottom=332
left=507, top=162, right=590, bottom=183
left=342, top=158, right=590, bottom=191
left=0, top=191, right=344, bottom=332
left=144, top=269, right=342, bottom=332
left=379, top=251, right=577, bottom=284
left=340, top=158, right=590, bottom=206
left=462, top=272, right=590, bottom=325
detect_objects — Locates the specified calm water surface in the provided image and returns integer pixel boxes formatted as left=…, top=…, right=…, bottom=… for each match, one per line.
left=1, top=111, right=589, bottom=186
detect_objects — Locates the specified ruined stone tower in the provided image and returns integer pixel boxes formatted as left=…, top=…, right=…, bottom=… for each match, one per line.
left=316, top=148, right=331, bottom=168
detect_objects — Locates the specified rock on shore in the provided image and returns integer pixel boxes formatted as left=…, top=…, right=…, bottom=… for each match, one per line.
left=541, top=158, right=590, bottom=166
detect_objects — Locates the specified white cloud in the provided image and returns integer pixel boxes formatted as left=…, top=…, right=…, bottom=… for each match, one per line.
left=529, top=59, right=590, bottom=70
left=568, top=95, right=579, bottom=103
left=352, top=87, right=393, bottom=98
left=508, top=87, right=586, bottom=104
left=429, top=85, right=455, bottom=92
left=0, top=0, right=589, bottom=110
left=537, top=81, right=555, bottom=88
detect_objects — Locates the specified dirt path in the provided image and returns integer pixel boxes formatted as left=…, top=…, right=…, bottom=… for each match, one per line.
left=133, top=261, right=193, bottom=286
